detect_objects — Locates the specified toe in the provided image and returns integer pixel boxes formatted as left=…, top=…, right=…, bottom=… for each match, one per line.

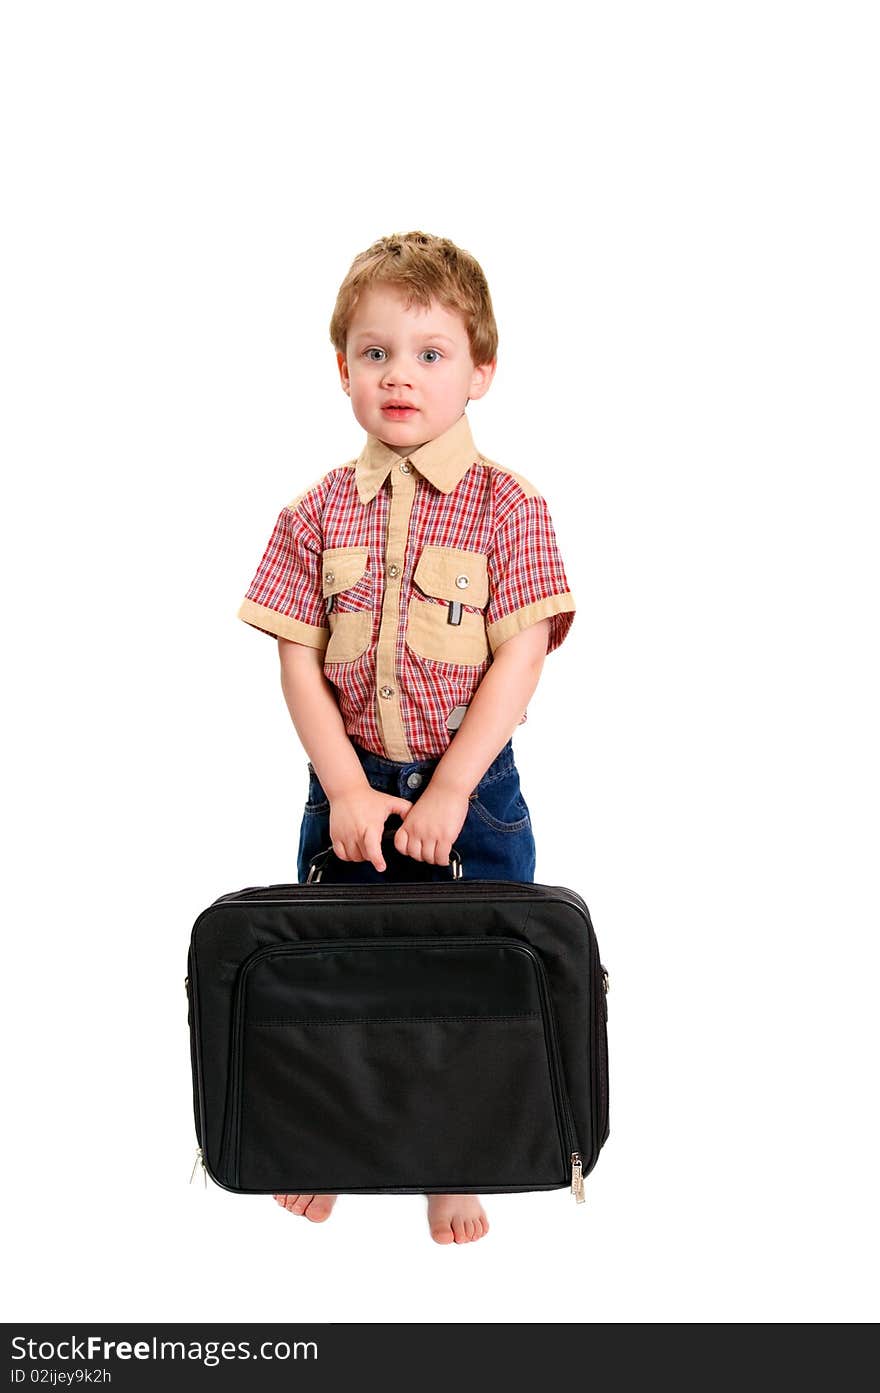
left=304, top=1195, right=334, bottom=1223
left=452, top=1215, right=468, bottom=1243
left=464, top=1218, right=475, bottom=1241
left=431, top=1223, right=455, bottom=1245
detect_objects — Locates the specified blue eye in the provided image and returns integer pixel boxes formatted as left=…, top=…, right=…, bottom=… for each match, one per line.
left=419, top=349, right=442, bottom=364
left=364, top=347, right=386, bottom=362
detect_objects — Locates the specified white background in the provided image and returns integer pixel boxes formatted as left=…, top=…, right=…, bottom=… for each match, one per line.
left=2, top=0, right=878, bottom=1324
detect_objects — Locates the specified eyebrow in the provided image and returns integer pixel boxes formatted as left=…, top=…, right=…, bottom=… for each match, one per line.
left=352, top=331, right=458, bottom=344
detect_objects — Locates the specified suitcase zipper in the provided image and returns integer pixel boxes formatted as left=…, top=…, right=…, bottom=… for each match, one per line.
left=596, top=967, right=610, bottom=1148
left=209, top=881, right=590, bottom=913
left=524, top=946, right=584, bottom=1204
left=220, top=936, right=580, bottom=1194
left=189, top=1147, right=207, bottom=1187
left=570, top=1152, right=584, bottom=1203
left=185, top=966, right=205, bottom=1163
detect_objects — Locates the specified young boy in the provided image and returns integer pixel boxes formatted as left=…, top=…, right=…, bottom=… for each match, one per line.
left=237, top=231, right=576, bottom=1244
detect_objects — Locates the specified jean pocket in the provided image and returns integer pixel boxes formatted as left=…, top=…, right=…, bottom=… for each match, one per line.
left=304, top=763, right=330, bottom=814
left=468, top=769, right=531, bottom=833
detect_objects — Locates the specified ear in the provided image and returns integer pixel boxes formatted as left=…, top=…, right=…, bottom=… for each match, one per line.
left=337, top=351, right=351, bottom=397
left=467, top=358, right=496, bottom=402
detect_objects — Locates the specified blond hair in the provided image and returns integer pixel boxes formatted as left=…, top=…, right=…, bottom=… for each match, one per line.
left=330, top=231, right=498, bottom=365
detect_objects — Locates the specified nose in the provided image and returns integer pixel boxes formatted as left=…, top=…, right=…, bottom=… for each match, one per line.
left=380, top=355, right=413, bottom=389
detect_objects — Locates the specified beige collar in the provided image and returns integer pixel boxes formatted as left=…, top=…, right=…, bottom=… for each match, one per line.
left=354, top=412, right=479, bottom=505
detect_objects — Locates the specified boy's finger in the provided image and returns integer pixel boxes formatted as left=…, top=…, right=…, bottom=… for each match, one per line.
left=391, top=797, right=414, bottom=817
left=364, top=828, right=385, bottom=873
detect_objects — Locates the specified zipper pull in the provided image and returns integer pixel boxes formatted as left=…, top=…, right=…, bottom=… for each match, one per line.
left=570, top=1152, right=585, bottom=1204
left=189, top=1147, right=207, bottom=1188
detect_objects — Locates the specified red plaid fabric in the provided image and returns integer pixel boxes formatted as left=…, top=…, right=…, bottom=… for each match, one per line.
left=238, top=413, right=575, bottom=761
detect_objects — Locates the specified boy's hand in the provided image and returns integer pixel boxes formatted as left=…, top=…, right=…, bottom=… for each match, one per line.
left=393, top=781, right=471, bottom=867
left=329, top=787, right=415, bottom=872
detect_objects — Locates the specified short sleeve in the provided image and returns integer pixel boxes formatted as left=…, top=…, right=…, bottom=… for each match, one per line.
left=485, top=495, right=575, bottom=655
left=236, top=497, right=329, bottom=649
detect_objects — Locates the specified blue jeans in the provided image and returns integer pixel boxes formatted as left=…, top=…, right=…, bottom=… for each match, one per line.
left=296, top=739, right=536, bottom=884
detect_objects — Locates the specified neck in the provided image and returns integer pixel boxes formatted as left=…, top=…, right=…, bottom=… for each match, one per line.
left=385, top=440, right=427, bottom=458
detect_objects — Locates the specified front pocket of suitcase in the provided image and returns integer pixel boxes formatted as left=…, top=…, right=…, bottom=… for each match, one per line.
left=223, top=938, right=575, bottom=1193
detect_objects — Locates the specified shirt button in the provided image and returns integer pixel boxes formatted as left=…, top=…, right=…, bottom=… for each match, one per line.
left=455, top=574, right=469, bottom=589
left=380, top=685, right=394, bottom=699
left=399, top=461, right=412, bottom=474
left=388, top=564, right=400, bottom=578
left=406, top=771, right=423, bottom=790
left=325, top=570, right=335, bottom=585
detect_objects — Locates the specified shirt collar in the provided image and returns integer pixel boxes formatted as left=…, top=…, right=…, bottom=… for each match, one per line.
left=354, top=412, right=479, bottom=505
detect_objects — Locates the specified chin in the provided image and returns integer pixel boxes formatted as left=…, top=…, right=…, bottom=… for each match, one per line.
left=377, top=418, right=424, bottom=437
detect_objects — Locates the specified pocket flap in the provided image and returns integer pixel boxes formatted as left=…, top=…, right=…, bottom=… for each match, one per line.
left=413, top=547, right=489, bottom=608
left=321, top=546, right=369, bottom=597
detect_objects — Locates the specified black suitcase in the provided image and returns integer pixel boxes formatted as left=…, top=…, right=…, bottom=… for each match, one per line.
left=186, top=844, right=610, bottom=1202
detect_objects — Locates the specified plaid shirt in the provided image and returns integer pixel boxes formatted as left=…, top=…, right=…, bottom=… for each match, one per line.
left=237, top=413, right=575, bottom=761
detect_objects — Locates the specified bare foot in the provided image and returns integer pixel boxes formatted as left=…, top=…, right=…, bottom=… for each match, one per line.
left=274, top=1193, right=337, bottom=1223
left=427, top=1194, right=489, bottom=1244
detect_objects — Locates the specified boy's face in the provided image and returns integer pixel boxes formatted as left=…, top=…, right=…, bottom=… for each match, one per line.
left=338, top=284, right=495, bottom=454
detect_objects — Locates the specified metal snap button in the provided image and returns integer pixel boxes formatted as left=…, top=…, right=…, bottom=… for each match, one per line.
left=325, top=570, right=335, bottom=585
left=455, top=574, right=469, bottom=589
left=388, top=564, right=400, bottom=578
left=399, top=461, right=412, bottom=474
left=380, top=685, right=394, bottom=699
left=406, top=771, right=423, bottom=790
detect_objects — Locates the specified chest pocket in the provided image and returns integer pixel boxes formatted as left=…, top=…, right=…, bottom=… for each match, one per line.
left=406, top=546, right=490, bottom=666
left=322, top=546, right=372, bottom=663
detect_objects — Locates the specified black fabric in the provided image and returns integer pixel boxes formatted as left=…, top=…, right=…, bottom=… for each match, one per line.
left=187, top=881, right=609, bottom=1195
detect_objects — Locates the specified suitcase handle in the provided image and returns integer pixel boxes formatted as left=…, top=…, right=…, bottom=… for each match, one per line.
left=306, top=828, right=463, bottom=884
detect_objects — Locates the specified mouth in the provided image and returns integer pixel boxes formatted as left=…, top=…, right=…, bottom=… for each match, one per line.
left=382, top=402, right=418, bottom=416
